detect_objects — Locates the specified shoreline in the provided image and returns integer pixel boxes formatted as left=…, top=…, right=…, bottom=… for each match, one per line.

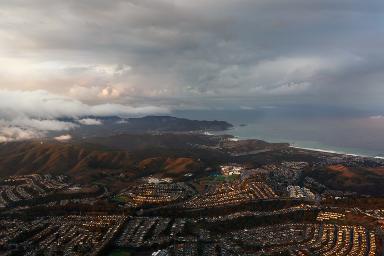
left=289, top=145, right=384, bottom=159
left=221, top=133, right=384, bottom=159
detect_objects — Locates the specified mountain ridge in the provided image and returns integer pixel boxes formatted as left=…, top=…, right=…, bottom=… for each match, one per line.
left=52, top=115, right=233, bottom=138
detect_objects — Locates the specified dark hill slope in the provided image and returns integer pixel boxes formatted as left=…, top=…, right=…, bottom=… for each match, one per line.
left=0, top=133, right=289, bottom=185
left=0, top=137, right=218, bottom=184
left=0, top=141, right=133, bottom=177
left=307, top=164, right=384, bottom=195
left=84, top=133, right=221, bottom=151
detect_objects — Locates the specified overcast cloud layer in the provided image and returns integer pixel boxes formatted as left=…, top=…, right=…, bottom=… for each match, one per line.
left=0, top=0, right=384, bottom=140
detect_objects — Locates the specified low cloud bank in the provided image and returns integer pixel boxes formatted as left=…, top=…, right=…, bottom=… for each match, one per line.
left=0, top=89, right=169, bottom=142
left=54, top=134, right=72, bottom=141
left=77, top=118, right=103, bottom=126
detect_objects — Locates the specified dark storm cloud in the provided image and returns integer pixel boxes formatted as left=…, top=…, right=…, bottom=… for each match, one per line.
left=0, top=0, right=384, bottom=140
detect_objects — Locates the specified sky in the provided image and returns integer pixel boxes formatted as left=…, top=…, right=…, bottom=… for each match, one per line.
left=0, top=0, right=384, bottom=141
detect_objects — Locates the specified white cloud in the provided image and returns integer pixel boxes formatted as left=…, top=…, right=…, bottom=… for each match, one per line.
left=9, top=118, right=78, bottom=131
left=0, top=127, right=40, bottom=143
left=98, top=86, right=121, bottom=98
left=0, top=89, right=168, bottom=119
left=370, top=115, right=384, bottom=120
left=54, top=134, right=72, bottom=141
left=240, top=106, right=254, bottom=110
left=116, top=119, right=128, bottom=124
left=77, top=118, right=103, bottom=126
left=0, top=89, right=169, bottom=142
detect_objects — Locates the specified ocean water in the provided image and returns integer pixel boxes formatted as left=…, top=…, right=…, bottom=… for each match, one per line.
left=175, top=108, right=384, bottom=158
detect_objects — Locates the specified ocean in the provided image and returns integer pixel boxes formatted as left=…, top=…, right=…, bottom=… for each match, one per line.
left=174, top=107, right=384, bottom=158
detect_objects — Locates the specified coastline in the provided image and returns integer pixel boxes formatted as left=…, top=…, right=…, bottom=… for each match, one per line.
left=212, top=125, right=384, bottom=159
left=220, top=132, right=384, bottom=159
left=289, top=145, right=384, bottom=159
left=178, top=110, right=384, bottom=160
